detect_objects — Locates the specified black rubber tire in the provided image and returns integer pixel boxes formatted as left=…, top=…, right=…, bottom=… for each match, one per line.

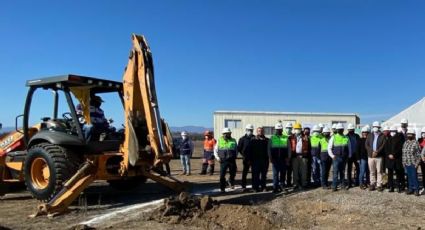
left=23, top=143, right=81, bottom=201
left=107, top=176, right=147, bottom=191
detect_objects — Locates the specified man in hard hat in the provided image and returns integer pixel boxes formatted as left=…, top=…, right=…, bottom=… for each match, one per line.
left=365, top=121, right=387, bottom=191
left=200, top=130, right=216, bottom=175
left=320, top=127, right=332, bottom=189
left=179, top=131, right=194, bottom=176
left=402, top=128, right=421, bottom=196
left=346, top=123, right=361, bottom=189
left=268, top=123, right=290, bottom=193
left=310, top=125, right=323, bottom=187
left=251, top=126, right=270, bottom=192
left=214, top=128, right=238, bottom=193
left=385, top=126, right=405, bottom=193
left=417, top=127, right=425, bottom=191
left=290, top=123, right=311, bottom=190
left=238, top=124, right=255, bottom=191
left=400, top=119, right=409, bottom=138
left=328, top=123, right=352, bottom=191
left=284, top=122, right=294, bottom=187
left=331, top=124, right=337, bottom=136
left=358, top=126, right=371, bottom=190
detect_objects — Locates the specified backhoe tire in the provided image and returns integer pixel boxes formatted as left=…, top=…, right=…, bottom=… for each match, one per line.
left=23, top=143, right=82, bottom=201
left=108, top=176, right=147, bottom=191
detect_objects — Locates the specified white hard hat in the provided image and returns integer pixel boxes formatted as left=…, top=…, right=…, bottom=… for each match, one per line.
left=275, top=123, right=283, bottom=130
left=390, top=126, right=397, bottom=131
left=322, top=127, right=331, bottom=133
left=312, top=125, right=320, bottom=132
left=181, top=131, right=188, bottom=136
left=331, top=124, right=337, bottom=129
left=245, top=124, right=254, bottom=130
left=372, top=121, right=381, bottom=127
left=318, top=123, right=324, bottom=128
left=285, top=122, right=293, bottom=128
left=401, top=118, right=408, bottom=124
left=222, top=128, right=232, bottom=134
left=383, top=126, right=390, bottom=131
left=361, top=126, right=370, bottom=133
left=421, top=127, right=425, bottom=133
left=347, top=123, right=355, bottom=130
left=336, top=123, right=344, bottom=130
left=407, top=128, right=415, bottom=135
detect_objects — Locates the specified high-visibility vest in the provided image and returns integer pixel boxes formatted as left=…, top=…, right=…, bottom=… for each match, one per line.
left=310, top=134, right=321, bottom=156
left=332, top=134, right=349, bottom=156
left=270, top=134, right=289, bottom=160
left=217, top=137, right=237, bottom=160
left=204, top=138, right=216, bottom=152
left=320, top=137, right=329, bottom=153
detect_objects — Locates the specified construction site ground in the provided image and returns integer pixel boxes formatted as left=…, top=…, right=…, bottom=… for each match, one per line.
left=1, top=141, right=425, bottom=230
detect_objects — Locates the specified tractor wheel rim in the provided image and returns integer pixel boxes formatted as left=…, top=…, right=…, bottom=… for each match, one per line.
left=31, top=157, right=50, bottom=189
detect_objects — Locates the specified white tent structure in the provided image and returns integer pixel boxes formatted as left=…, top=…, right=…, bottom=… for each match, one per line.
left=384, top=97, right=425, bottom=135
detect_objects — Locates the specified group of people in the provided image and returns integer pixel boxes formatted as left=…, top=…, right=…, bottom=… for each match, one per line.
left=179, top=119, right=425, bottom=195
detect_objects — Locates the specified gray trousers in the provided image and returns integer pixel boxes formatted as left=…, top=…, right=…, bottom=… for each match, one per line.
left=292, top=156, right=308, bottom=187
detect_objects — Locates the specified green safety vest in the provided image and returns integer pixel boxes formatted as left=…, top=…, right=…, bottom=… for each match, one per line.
left=310, top=134, right=321, bottom=156
left=217, top=137, right=237, bottom=160
left=332, top=134, right=349, bottom=156
left=270, top=134, right=288, bottom=148
left=320, top=137, right=329, bottom=152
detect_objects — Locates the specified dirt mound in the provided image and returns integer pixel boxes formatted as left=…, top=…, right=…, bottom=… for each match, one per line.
left=145, top=192, right=217, bottom=224
left=145, top=192, right=275, bottom=230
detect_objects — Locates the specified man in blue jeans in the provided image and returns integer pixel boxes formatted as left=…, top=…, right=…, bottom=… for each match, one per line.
left=179, top=131, right=194, bottom=176
left=214, top=128, right=238, bottom=193
left=268, top=123, right=290, bottom=193
left=310, top=125, right=322, bottom=187
left=358, top=126, right=371, bottom=189
left=328, top=123, right=352, bottom=191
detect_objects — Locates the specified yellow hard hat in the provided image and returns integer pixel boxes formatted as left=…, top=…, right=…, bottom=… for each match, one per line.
left=293, top=122, right=302, bottom=129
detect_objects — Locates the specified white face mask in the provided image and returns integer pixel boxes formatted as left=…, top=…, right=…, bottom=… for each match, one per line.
left=182, top=136, right=187, bottom=140
left=373, top=127, right=379, bottom=133
left=390, top=132, right=396, bottom=137
left=286, top=128, right=292, bottom=134
left=422, top=133, right=425, bottom=138
left=294, top=129, right=301, bottom=135
left=246, top=130, right=253, bottom=136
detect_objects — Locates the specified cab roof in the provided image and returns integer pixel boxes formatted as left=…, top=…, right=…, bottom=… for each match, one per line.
left=26, top=74, right=122, bottom=93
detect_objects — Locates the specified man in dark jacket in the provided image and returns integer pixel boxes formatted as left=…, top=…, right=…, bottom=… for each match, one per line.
left=385, top=126, right=405, bottom=192
left=346, top=124, right=361, bottom=188
left=251, top=127, right=270, bottom=192
left=238, top=124, right=255, bottom=190
left=365, top=121, right=387, bottom=191
left=357, top=126, right=370, bottom=190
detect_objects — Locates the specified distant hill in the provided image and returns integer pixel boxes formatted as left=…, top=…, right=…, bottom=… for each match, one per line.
left=170, top=126, right=212, bottom=134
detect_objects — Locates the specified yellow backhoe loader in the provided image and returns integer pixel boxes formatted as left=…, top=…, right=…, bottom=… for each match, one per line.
left=0, top=34, right=187, bottom=217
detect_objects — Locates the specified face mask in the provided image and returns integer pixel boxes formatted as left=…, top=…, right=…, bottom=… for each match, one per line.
left=422, top=133, right=425, bottom=138
left=373, top=127, right=379, bottom=133
left=294, top=129, right=301, bottom=135
left=246, top=130, right=253, bottom=136
left=390, top=132, right=396, bottom=137
left=182, top=136, right=187, bottom=140
left=286, top=128, right=292, bottom=134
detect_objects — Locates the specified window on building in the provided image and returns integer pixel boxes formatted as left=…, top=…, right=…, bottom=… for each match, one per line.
left=263, top=126, right=275, bottom=136
left=225, top=119, right=242, bottom=129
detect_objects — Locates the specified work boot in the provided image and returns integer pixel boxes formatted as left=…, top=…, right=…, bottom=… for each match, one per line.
left=208, top=165, right=215, bottom=175
left=377, top=186, right=384, bottom=192
left=415, top=190, right=420, bottom=196
left=388, top=187, right=394, bottom=193
left=369, top=185, right=376, bottom=191
left=200, top=163, right=208, bottom=175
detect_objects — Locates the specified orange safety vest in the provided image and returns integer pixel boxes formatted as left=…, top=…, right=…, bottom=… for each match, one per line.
left=204, top=138, right=216, bottom=151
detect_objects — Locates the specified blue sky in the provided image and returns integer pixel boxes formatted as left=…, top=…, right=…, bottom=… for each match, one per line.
left=0, top=0, right=424, bottom=128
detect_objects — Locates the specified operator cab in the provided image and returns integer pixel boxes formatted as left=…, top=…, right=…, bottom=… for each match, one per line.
left=22, top=74, right=124, bottom=154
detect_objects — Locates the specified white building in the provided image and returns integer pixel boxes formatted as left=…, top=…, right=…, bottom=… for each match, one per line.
left=214, top=110, right=360, bottom=140
left=383, top=97, right=425, bottom=135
